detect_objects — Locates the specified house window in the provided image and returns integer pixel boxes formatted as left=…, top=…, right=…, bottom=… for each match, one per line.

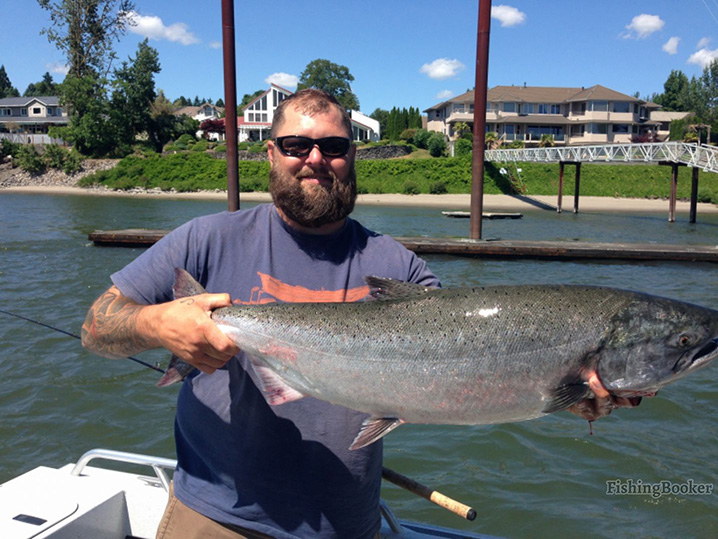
left=590, top=123, right=607, bottom=134
left=590, top=101, right=609, bottom=112
left=550, top=104, right=561, bottom=114
left=485, top=102, right=492, bottom=111
left=504, top=125, right=516, bottom=139
left=47, top=107, right=54, bottom=116
left=453, top=104, right=465, bottom=113
left=261, top=113, right=267, bottom=122
left=273, top=89, right=278, bottom=106
left=32, top=107, right=42, bottom=114
left=261, top=95, right=267, bottom=110
left=1, top=109, right=9, bottom=116
left=612, top=102, right=630, bottom=113
left=503, top=102, right=516, bottom=113
left=469, top=104, right=474, bottom=113
left=571, top=125, right=585, bottom=136
left=248, top=113, right=254, bottom=122
left=523, top=103, right=534, bottom=114
left=21, top=108, right=27, bottom=116
left=613, top=124, right=629, bottom=133
left=538, top=104, right=548, bottom=114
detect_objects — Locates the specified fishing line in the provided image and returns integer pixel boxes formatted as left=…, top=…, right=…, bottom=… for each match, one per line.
left=0, top=308, right=165, bottom=374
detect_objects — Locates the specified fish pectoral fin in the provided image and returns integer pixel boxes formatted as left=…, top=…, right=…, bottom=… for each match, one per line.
left=542, top=377, right=591, bottom=414
left=157, top=354, right=194, bottom=387
left=173, top=268, right=208, bottom=299
left=349, top=417, right=405, bottom=451
left=364, top=276, right=433, bottom=301
left=251, top=363, right=306, bottom=405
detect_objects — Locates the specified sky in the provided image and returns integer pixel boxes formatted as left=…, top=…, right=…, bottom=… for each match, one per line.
left=2, top=0, right=718, bottom=114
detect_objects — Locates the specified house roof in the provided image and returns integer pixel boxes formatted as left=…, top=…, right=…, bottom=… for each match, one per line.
left=424, top=85, right=653, bottom=112
left=241, top=83, right=294, bottom=112
left=174, top=103, right=224, bottom=117
left=0, top=96, right=61, bottom=107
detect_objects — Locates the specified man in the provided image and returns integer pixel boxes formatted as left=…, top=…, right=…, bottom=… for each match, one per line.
left=82, top=88, right=439, bottom=539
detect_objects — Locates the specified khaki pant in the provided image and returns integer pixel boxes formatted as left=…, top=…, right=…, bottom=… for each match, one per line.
left=156, top=483, right=275, bottom=539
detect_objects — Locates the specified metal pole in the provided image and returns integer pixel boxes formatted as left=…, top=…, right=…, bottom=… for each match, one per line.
left=690, top=167, right=699, bottom=224
left=573, top=163, right=581, bottom=214
left=557, top=162, right=564, bottom=213
left=669, top=163, right=678, bottom=222
left=470, top=0, right=492, bottom=240
left=222, top=0, right=239, bottom=212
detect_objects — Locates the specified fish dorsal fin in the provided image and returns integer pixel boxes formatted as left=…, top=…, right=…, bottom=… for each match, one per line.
left=248, top=358, right=306, bottom=405
left=542, top=375, right=591, bottom=414
left=364, top=276, right=433, bottom=301
left=349, top=417, right=405, bottom=450
left=173, top=268, right=208, bottom=299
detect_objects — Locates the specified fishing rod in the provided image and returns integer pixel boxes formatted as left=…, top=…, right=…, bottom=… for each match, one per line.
left=0, top=309, right=478, bottom=521
left=0, top=308, right=165, bottom=374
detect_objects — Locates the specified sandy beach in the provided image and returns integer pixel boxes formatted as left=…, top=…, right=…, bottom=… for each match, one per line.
left=2, top=184, right=717, bottom=215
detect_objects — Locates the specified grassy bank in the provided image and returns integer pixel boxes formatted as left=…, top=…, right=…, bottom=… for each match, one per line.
left=78, top=152, right=718, bottom=204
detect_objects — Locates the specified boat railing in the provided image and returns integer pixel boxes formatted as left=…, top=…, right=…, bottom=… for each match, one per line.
left=70, top=448, right=177, bottom=493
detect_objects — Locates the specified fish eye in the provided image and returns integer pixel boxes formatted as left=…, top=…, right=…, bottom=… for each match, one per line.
left=678, top=333, right=692, bottom=347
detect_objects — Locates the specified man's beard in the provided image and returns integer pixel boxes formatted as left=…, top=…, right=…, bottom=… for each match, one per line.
left=269, top=166, right=357, bottom=228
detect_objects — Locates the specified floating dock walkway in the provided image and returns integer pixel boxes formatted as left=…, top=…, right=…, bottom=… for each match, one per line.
left=88, top=230, right=718, bottom=263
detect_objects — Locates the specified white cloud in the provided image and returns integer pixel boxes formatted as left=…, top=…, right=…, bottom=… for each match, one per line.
left=662, top=37, right=680, bottom=55
left=209, top=41, right=221, bottom=50
left=265, top=72, right=299, bottom=89
left=624, top=14, right=664, bottom=39
left=688, top=48, right=718, bottom=69
left=420, top=58, right=465, bottom=80
left=46, top=61, right=69, bottom=75
left=435, top=90, right=454, bottom=100
left=491, top=5, right=526, bottom=27
left=126, top=11, right=200, bottom=45
left=697, top=37, right=711, bottom=49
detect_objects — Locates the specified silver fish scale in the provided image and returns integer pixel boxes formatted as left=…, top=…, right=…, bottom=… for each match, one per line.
left=213, top=285, right=632, bottom=424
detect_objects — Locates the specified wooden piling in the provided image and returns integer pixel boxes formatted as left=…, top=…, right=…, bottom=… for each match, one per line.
left=690, top=167, right=699, bottom=224
left=574, top=162, right=581, bottom=214
left=557, top=162, right=564, bottom=213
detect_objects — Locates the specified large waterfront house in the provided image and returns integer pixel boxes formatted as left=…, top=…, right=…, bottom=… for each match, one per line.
left=235, top=83, right=380, bottom=143
left=174, top=102, right=225, bottom=123
left=0, top=96, right=68, bottom=144
left=424, top=85, right=692, bottom=146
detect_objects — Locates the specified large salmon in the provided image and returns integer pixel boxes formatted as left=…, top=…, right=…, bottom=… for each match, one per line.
left=159, top=269, right=718, bottom=450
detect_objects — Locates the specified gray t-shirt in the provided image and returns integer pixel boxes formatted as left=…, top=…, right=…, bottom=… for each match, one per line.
left=112, top=203, right=439, bottom=538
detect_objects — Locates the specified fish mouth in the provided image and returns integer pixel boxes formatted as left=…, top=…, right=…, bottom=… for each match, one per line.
left=690, top=337, right=718, bottom=369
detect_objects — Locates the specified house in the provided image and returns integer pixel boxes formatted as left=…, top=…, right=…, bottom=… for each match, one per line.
left=0, top=96, right=68, bottom=144
left=237, top=83, right=381, bottom=143
left=424, top=84, right=683, bottom=146
left=174, top=102, right=225, bottom=141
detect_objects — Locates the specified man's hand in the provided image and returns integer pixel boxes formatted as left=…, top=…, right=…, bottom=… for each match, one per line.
left=82, top=286, right=240, bottom=374
left=146, top=293, right=241, bottom=374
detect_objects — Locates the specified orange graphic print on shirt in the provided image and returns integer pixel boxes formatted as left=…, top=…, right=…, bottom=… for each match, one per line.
left=234, top=272, right=370, bottom=305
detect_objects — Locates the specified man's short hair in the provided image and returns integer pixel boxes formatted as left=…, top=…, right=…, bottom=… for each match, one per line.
left=271, top=88, right=353, bottom=139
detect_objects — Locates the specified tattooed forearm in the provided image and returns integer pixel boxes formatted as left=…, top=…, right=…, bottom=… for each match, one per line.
left=81, top=286, right=158, bottom=359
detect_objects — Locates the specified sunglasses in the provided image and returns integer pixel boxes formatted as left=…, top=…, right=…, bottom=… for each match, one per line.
left=274, top=135, right=352, bottom=158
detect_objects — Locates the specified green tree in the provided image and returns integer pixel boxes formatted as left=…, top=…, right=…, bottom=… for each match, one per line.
left=38, top=0, right=136, bottom=79
left=297, top=59, right=360, bottom=110
left=173, top=96, right=191, bottom=107
left=215, top=98, right=225, bottom=108
left=654, top=70, right=690, bottom=111
left=23, top=72, right=60, bottom=96
left=700, top=59, right=718, bottom=125
left=369, top=108, right=389, bottom=138
left=110, top=39, right=161, bottom=147
left=238, top=89, right=264, bottom=113
left=0, top=65, right=20, bottom=98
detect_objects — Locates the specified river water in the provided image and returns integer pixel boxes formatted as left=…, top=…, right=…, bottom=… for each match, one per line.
left=1, top=192, right=717, bottom=538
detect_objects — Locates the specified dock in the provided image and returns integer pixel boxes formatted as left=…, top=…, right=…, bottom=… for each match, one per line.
left=442, top=211, right=522, bottom=219
left=88, top=229, right=718, bottom=263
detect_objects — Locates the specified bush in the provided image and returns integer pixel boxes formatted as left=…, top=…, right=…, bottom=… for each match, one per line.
left=400, top=128, right=417, bottom=143
left=429, top=181, right=448, bottom=194
left=454, top=138, right=472, bottom=157
left=16, top=145, right=46, bottom=174
left=402, top=181, right=420, bottom=195
left=248, top=143, right=267, bottom=153
left=238, top=142, right=250, bottom=150
left=191, top=140, right=209, bottom=152
left=1, top=139, right=21, bottom=161
left=214, top=143, right=227, bottom=153
left=63, top=149, right=85, bottom=174
left=42, top=144, right=68, bottom=169
left=177, top=134, right=196, bottom=145
left=427, top=133, right=446, bottom=157
left=413, top=129, right=431, bottom=149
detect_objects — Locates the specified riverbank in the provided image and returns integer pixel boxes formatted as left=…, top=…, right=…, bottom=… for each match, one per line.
left=3, top=184, right=718, bottom=214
